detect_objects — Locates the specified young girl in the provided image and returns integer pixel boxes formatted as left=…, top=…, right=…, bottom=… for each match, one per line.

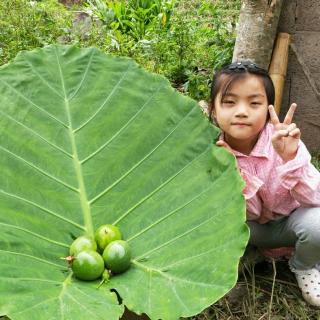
left=208, top=60, right=320, bottom=307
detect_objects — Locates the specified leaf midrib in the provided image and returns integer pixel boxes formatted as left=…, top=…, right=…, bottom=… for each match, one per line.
left=55, top=47, right=93, bottom=238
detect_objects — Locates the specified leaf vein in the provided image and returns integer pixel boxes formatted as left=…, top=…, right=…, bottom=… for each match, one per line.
left=65, top=292, right=106, bottom=320
left=134, top=191, right=235, bottom=259
left=0, top=78, right=68, bottom=128
left=0, top=222, right=69, bottom=248
left=12, top=297, right=58, bottom=316
left=68, top=49, right=95, bottom=101
left=73, top=63, right=132, bottom=133
left=81, top=83, right=164, bottom=164
left=0, top=276, right=61, bottom=284
left=0, top=249, right=67, bottom=269
left=126, top=160, right=214, bottom=241
left=0, top=189, right=84, bottom=230
left=170, top=281, right=190, bottom=314
left=0, top=109, right=72, bottom=158
left=112, top=145, right=211, bottom=225
left=0, top=145, right=78, bottom=192
left=160, top=239, right=238, bottom=270
left=132, top=260, right=224, bottom=289
left=90, top=102, right=197, bottom=205
left=24, top=58, right=64, bottom=99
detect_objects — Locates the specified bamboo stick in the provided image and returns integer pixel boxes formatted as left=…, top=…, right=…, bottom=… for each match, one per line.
left=268, top=33, right=291, bottom=115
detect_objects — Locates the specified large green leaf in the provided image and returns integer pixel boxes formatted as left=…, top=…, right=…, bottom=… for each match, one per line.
left=0, top=45, right=248, bottom=320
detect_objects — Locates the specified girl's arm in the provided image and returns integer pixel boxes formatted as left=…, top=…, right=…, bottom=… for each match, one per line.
left=276, top=140, right=320, bottom=206
left=268, top=104, right=320, bottom=206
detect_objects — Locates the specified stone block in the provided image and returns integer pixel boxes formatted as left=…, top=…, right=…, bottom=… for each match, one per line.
left=278, top=0, right=297, bottom=33
left=291, top=32, right=320, bottom=74
left=280, top=58, right=320, bottom=153
left=296, top=0, right=320, bottom=31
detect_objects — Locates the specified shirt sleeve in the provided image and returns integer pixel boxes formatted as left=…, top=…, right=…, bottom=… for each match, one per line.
left=276, top=140, right=320, bottom=206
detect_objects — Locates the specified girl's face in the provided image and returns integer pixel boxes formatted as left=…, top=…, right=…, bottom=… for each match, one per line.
left=212, top=74, right=269, bottom=154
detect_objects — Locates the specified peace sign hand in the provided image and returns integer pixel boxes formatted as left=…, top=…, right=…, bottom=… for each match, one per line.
left=269, top=103, right=301, bottom=162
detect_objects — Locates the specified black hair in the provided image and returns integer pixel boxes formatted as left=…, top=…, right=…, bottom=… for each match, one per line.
left=208, top=60, right=275, bottom=123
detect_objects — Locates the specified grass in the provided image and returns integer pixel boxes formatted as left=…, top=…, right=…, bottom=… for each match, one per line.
left=193, top=257, right=320, bottom=320
left=312, top=153, right=320, bottom=171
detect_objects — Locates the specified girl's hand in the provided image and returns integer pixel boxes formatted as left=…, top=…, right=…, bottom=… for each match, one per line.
left=216, top=140, right=234, bottom=153
left=268, top=103, right=301, bottom=162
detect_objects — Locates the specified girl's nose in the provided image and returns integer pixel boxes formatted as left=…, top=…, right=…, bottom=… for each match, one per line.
left=235, top=103, right=249, bottom=117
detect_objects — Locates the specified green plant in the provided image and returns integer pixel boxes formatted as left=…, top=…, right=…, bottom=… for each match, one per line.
left=0, top=45, right=248, bottom=319
left=132, top=0, right=241, bottom=100
left=0, top=0, right=241, bottom=102
left=0, top=0, right=72, bottom=65
left=312, top=153, right=320, bottom=171
left=87, top=0, right=174, bottom=40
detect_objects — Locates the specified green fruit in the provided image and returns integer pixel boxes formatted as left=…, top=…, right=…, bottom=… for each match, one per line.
left=69, top=235, right=97, bottom=256
left=97, top=269, right=111, bottom=288
left=71, top=251, right=104, bottom=281
left=95, top=224, right=122, bottom=252
left=103, top=240, right=131, bottom=274
left=102, top=269, right=110, bottom=282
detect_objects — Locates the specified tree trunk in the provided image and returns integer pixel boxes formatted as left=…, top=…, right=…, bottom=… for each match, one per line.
left=233, top=0, right=284, bottom=70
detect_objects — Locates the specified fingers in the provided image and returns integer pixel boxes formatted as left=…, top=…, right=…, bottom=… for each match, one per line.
left=216, top=140, right=233, bottom=153
left=287, top=123, right=297, bottom=132
left=268, top=105, right=280, bottom=125
left=288, top=128, right=301, bottom=139
left=269, top=103, right=298, bottom=126
left=283, top=103, right=297, bottom=125
left=272, top=123, right=300, bottom=140
left=272, top=129, right=290, bottom=141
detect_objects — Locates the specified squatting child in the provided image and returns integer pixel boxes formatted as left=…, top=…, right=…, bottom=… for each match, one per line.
left=209, top=60, right=320, bottom=307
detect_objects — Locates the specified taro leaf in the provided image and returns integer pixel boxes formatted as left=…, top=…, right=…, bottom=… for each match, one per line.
left=0, top=45, right=248, bottom=320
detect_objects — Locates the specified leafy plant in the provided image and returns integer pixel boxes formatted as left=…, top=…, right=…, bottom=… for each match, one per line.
left=0, top=45, right=248, bottom=319
left=87, top=0, right=174, bottom=40
left=0, top=0, right=241, bottom=102
left=0, top=0, right=72, bottom=65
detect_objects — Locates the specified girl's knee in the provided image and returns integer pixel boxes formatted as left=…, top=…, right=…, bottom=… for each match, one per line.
left=294, top=208, right=320, bottom=246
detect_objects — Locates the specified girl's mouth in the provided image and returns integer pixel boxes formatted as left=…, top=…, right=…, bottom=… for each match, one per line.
left=232, top=123, right=250, bottom=127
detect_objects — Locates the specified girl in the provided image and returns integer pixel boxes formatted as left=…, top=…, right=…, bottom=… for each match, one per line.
left=209, top=60, right=320, bottom=307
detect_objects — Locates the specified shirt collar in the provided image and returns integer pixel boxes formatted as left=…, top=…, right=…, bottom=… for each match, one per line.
left=219, top=123, right=272, bottom=158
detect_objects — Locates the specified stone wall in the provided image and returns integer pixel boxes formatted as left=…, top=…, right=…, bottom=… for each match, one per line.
left=278, top=0, right=320, bottom=153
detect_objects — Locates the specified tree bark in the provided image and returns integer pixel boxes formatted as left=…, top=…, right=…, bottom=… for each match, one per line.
left=233, top=0, right=284, bottom=70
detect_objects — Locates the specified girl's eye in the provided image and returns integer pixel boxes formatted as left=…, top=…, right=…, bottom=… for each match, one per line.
left=222, top=100, right=235, bottom=105
left=251, top=102, right=262, bottom=106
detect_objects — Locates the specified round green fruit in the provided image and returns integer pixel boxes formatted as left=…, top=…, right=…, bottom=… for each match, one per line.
left=71, top=251, right=104, bottom=281
left=103, top=240, right=131, bottom=274
left=69, top=235, right=97, bottom=256
left=95, top=224, right=122, bottom=252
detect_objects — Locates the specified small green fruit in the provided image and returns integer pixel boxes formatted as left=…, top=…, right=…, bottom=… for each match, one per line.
left=69, top=235, right=97, bottom=256
left=97, top=269, right=111, bottom=288
left=102, top=269, right=110, bottom=282
left=95, top=224, right=122, bottom=252
left=71, top=251, right=104, bottom=281
left=103, top=240, right=131, bottom=274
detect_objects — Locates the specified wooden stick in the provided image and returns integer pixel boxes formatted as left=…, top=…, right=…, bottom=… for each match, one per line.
left=268, top=33, right=291, bottom=115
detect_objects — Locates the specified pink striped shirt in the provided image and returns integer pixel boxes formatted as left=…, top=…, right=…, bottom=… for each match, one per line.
left=221, top=122, right=320, bottom=257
